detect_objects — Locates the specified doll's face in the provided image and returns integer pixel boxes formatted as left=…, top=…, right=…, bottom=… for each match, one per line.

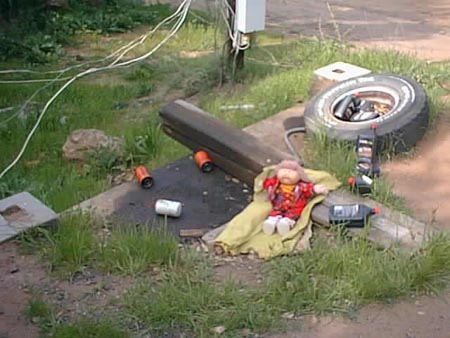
left=277, top=168, right=301, bottom=185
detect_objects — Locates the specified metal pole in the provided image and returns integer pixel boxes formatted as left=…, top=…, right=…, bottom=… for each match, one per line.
left=226, top=0, right=244, bottom=75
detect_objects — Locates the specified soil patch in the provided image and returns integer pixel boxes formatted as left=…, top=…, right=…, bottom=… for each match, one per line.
left=382, top=113, right=450, bottom=228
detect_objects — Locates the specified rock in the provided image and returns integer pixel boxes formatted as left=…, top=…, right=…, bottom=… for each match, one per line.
left=212, top=326, right=226, bottom=334
left=281, top=312, right=295, bottom=319
left=62, top=129, right=124, bottom=161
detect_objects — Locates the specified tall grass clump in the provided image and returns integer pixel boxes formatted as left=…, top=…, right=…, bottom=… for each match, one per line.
left=98, top=225, right=179, bottom=276
left=263, top=233, right=450, bottom=316
left=25, top=296, right=129, bottom=338
left=303, top=131, right=408, bottom=210
left=51, top=318, right=129, bottom=338
left=302, top=130, right=357, bottom=181
left=123, top=250, right=276, bottom=337
left=41, top=213, right=97, bottom=276
left=20, top=213, right=180, bottom=277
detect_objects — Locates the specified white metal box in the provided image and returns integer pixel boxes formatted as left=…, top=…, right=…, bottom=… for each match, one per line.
left=313, top=62, right=371, bottom=82
left=236, top=0, right=266, bottom=33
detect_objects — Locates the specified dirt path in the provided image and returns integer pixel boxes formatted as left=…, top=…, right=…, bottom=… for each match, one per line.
left=181, top=0, right=450, bottom=61
left=265, top=0, right=450, bottom=61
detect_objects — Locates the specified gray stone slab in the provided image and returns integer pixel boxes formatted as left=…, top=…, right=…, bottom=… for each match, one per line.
left=0, top=215, right=7, bottom=227
left=0, top=192, right=58, bottom=244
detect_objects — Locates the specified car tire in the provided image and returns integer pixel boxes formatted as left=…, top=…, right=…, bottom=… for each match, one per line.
left=304, top=74, right=429, bottom=153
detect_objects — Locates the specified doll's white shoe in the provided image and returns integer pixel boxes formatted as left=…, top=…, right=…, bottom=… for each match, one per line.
left=277, top=217, right=296, bottom=236
left=262, top=216, right=280, bottom=235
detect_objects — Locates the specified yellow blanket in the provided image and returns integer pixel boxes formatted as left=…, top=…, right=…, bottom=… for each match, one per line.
left=215, top=166, right=341, bottom=259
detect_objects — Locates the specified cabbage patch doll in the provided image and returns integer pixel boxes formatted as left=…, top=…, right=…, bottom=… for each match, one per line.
left=262, top=160, right=328, bottom=236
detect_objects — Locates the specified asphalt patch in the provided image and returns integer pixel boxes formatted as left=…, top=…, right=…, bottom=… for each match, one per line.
left=111, top=156, right=253, bottom=236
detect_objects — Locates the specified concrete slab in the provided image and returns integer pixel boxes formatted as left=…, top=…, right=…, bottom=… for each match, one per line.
left=243, top=103, right=306, bottom=159
left=0, top=192, right=58, bottom=244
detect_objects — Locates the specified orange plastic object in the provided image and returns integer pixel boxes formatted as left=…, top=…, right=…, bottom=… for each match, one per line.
left=134, top=165, right=154, bottom=189
left=194, top=150, right=214, bottom=173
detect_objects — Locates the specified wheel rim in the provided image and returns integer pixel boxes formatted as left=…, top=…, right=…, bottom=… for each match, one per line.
left=330, top=86, right=400, bottom=123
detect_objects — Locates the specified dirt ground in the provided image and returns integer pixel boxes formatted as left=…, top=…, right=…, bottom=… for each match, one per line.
left=2, top=1, right=450, bottom=337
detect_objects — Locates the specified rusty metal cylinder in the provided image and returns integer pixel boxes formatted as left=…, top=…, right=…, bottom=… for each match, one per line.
left=134, top=165, right=154, bottom=189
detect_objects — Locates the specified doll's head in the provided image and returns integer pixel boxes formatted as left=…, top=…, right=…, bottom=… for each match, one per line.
left=274, top=160, right=310, bottom=185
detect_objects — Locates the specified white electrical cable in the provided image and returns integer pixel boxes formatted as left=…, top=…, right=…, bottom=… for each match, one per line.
left=109, top=0, right=189, bottom=66
left=0, top=0, right=192, bottom=180
left=0, top=71, right=67, bottom=126
left=222, top=0, right=235, bottom=15
left=0, top=77, right=71, bottom=84
left=111, top=1, right=191, bottom=68
left=219, top=6, right=235, bottom=42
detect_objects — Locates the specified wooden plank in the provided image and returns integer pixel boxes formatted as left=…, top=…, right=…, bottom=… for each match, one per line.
left=160, top=100, right=291, bottom=176
left=160, top=100, right=427, bottom=249
left=163, top=125, right=256, bottom=186
left=180, top=228, right=211, bottom=238
left=202, top=223, right=227, bottom=244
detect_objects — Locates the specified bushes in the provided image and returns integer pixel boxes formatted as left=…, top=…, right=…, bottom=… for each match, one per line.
left=0, top=2, right=175, bottom=63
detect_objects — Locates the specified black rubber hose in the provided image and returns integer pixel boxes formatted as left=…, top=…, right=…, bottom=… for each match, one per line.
left=284, top=127, right=306, bottom=165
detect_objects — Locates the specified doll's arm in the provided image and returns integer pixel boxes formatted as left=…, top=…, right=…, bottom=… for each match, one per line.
left=313, top=184, right=329, bottom=195
left=263, top=177, right=278, bottom=190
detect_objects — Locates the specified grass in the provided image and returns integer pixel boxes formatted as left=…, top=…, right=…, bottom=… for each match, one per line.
left=98, top=224, right=179, bottom=275
left=20, top=213, right=179, bottom=278
left=19, top=215, right=450, bottom=337
left=25, top=297, right=129, bottom=338
left=263, top=233, right=450, bottom=314
left=123, top=249, right=276, bottom=337
left=303, top=131, right=409, bottom=211
left=120, top=233, right=450, bottom=337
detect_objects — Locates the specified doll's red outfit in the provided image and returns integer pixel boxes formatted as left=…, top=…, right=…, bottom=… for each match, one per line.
left=263, top=177, right=315, bottom=221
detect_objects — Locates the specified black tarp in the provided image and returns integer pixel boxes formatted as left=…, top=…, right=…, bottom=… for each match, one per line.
left=111, top=156, right=252, bottom=236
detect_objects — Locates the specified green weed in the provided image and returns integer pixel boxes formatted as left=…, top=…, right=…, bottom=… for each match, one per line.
left=51, top=318, right=129, bottom=338
left=98, top=224, right=179, bottom=275
left=0, top=3, right=177, bottom=63
left=262, top=233, right=450, bottom=316
left=21, top=213, right=180, bottom=277
left=123, top=252, right=276, bottom=337
left=25, top=298, right=50, bottom=320
left=302, top=131, right=408, bottom=210
left=303, top=130, right=357, bottom=182
left=25, top=297, right=128, bottom=338
left=125, top=121, right=164, bottom=163
left=41, top=213, right=96, bottom=277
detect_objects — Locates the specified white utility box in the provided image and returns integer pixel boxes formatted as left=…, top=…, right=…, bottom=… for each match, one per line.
left=236, top=0, right=266, bottom=33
